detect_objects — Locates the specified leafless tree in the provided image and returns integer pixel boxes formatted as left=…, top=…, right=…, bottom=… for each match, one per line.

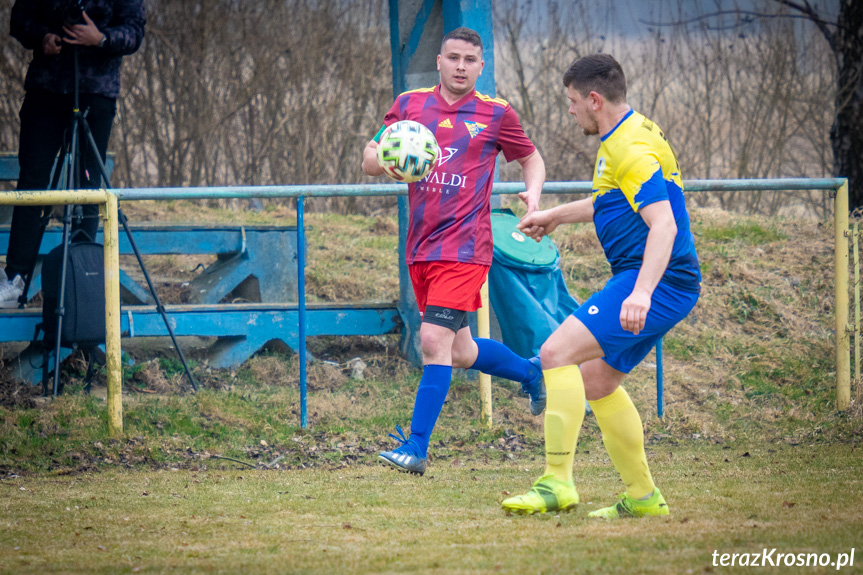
left=659, top=1, right=835, bottom=216
left=772, top=0, right=862, bottom=210
left=493, top=0, right=837, bottom=218
left=0, top=0, right=393, bottom=213
left=116, top=0, right=392, bottom=213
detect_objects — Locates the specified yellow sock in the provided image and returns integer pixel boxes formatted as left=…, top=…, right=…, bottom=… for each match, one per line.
left=542, top=365, right=585, bottom=483
left=589, top=387, right=655, bottom=500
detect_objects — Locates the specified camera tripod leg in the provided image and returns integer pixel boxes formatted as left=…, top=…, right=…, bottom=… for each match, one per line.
left=81, top=119, right=199, bottom=392
left=52, top=204, right=74, bottom=397
left=117, top=209, right=199, bottom=391
left=49, top=104, right=87, bottom=397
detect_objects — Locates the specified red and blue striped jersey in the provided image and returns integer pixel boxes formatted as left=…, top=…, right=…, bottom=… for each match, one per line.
left=381, top=85, right=536, bottom=265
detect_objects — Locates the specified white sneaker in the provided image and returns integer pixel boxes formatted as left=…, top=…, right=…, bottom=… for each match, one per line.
left=0, top=273, right=24, bottom=308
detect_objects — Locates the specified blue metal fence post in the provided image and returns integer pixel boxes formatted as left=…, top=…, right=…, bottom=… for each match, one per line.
left=298, top=196, right=307, bottom=428
left=657, top=337, right=664, bottom=418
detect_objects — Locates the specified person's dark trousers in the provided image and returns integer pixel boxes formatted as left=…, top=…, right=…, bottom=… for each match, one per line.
left=5, top=89, right=116, bottom=281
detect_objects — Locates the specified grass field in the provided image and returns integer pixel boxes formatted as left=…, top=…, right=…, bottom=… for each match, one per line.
left=2, top=442, right=861, bottom=574
left=1, top=200, right=862, bottom=573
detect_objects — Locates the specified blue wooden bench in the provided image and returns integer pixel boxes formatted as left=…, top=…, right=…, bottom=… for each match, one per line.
left=0, top=221, right=317, bottom=383
left=4, top=151, right=297, bottom=302
left=0, top=224, right=300, bottom=305
left=1, top=303, right=400, bottom=382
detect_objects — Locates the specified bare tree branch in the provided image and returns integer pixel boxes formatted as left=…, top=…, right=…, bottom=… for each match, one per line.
left=772, top=0, right=836, bottom=49
left=640, top=9, right=837, bottom=33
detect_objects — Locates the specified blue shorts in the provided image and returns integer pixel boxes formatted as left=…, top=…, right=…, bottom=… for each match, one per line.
left=573, top=269, right=699, bottom=373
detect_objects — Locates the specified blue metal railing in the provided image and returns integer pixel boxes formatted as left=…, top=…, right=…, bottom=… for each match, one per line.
left=109, top=177, right=847, bottom=422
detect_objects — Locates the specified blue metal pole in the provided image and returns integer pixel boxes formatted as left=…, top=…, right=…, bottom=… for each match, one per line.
left=298, top=196, right=307, bottom=429
left=657, top=337, right=664, bottom=418
left=442, top=0, right=494, bottom=96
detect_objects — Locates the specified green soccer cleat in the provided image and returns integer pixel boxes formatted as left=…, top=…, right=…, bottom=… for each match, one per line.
left=587, top=488, right=670, bottom=519
left=501, top=474, right=579, bottom=515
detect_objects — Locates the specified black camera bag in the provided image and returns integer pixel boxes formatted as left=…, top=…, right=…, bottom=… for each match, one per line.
left=41, top=239, right=106, bottom=348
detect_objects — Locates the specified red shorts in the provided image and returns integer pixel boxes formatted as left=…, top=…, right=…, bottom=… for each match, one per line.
left=409, top=261, right=490, bottom=314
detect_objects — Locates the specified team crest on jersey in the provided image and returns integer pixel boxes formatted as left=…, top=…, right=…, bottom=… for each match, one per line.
left=438, top=118, right=454, bottom=128
left=465, top=121, right=487, bottom=138
left=596, top=157, right=607, bottom=178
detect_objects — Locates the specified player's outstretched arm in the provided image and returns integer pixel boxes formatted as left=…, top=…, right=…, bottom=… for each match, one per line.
left=517, top=196, right=594, bottom=241
left=362, top=140, right=385, bottom=177
left=516, top=150, right=546, bottom=215
left=517, top=209, right=556, bottom=241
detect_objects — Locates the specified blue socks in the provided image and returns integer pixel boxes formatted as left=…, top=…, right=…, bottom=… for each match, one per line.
left=405, top=341, right=535, bottom=458
left=470, top=338, right=536, bottom=383
left=408, top=364, right=453, bottom=457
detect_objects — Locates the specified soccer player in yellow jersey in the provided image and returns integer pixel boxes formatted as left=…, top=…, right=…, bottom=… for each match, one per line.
left=502, top=54, right=701, bottom=518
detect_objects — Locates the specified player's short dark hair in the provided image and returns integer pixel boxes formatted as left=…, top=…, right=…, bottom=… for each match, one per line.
left=441, top=27, right=483, bottom=53
left=563, top=54, right=626, bottom=104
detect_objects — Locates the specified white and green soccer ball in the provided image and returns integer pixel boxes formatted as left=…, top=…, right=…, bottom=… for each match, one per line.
left=376, top=120, right=440, bottom=183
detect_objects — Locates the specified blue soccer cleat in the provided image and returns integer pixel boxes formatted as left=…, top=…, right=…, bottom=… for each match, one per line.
left=522, top=356, right=546, bottom=416
left=378, top=425, right=428, bottom=475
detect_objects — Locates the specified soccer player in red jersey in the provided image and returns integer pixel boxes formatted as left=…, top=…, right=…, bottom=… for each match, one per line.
left=362, top=27, right=546, bottom=475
